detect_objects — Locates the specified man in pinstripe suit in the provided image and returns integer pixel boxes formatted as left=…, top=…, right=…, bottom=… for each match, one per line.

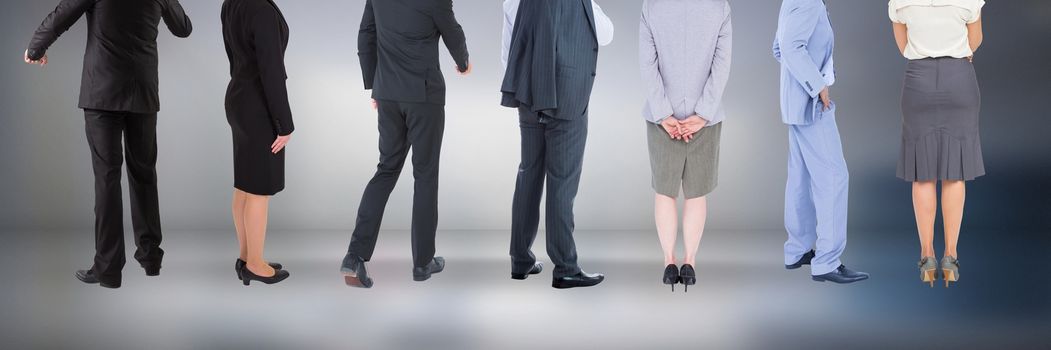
left=500, top=0, right=613, bottom=289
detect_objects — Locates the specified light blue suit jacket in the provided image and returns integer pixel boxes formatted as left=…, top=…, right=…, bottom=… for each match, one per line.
left=773, top=0, right=835, bottom=126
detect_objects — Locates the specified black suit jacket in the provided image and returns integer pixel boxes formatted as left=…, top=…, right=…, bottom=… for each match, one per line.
left=27, top=0, right=192, bottom=114
left=358, top=0, right=469, bottom=105
left=500, top=0, right=599, bottom=120
left=221, top=0, right=294, bottom=136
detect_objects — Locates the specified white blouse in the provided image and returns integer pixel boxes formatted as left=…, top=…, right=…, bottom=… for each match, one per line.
left=889, top=0, right=985, bottom=60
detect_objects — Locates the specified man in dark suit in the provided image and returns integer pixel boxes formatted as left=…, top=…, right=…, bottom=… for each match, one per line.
left=23, top=0, right=192, bottom=289
left=341, top=0, right=470, bottom=288
left=500, top=0, right=614, bottom=289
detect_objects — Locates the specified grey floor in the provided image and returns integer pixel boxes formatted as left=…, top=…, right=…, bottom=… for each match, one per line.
left=1, top=229, right=1047, bottom=350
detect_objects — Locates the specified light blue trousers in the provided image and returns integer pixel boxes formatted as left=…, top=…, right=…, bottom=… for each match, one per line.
left=784, top=106, right=849, bottom=276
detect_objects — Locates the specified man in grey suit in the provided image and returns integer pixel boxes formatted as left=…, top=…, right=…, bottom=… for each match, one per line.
left=500, top=0, right=613, bottom=289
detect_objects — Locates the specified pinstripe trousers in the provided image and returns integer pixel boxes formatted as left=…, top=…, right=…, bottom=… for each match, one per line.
left=510, top=108, right=587, bottom=278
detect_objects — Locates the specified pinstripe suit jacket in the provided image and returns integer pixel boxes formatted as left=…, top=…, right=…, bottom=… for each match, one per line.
left=500, top=0, right=605, bottom=120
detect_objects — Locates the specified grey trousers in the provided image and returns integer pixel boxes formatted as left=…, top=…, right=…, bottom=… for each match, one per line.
left=510, top=108, right=587, bottom=278
left=348, top=100, right=445, bottom=268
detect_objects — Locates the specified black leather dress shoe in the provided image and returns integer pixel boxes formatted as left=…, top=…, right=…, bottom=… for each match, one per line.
left=236, top=259, right=284, bottom=281
left=340, top=254, right=373, bottom=288
left=75, top=269, right=120, bottom=289
left=812, top=265, right=870, bottom=284
left=511, top=262, right=544, bottom=280
left=552, top=271, right=604, bottom=289
left=144, top=266, right=161, bottom=277
left=786, top=250, right=815, bottom=270
left=413, top=257, right=446, bottom=281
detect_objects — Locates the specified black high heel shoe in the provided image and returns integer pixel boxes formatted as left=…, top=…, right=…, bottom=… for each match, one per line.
left=663, top=264, right=680, bottom=291
left=235, top=259, right=283, bottom=281
left=240, top=266, right=290, bottom=286
left=679, top=264, right=697, bottom=292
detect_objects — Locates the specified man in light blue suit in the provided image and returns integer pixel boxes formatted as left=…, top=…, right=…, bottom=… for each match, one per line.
left=774, top=0, right=868, bottom=284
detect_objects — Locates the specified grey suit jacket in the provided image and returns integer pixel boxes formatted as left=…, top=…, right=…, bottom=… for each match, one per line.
left=639, top=0, right=732, bottom=125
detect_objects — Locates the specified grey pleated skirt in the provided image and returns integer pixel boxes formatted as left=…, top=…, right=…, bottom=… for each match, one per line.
left=646, top=121, right=721, bottom=199
left=897, top=57, right=985, bottom=182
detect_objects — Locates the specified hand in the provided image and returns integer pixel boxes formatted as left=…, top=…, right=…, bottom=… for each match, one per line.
left=271, top=134, right=291, bottom=154
left=457, top=62, right=472, bottom=76
left=967, top=55, right=974, bottom=63
left=660, top=117, right=682, bottom=140
left=371, top=99, right=378, bottom=110
left=818, top=86, right=831, bottom=111
left=24, top=49, right=47, bottom=67
left=680, top=115, right=708, bottom=143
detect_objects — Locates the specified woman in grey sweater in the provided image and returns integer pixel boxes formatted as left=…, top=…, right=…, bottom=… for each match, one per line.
left=639, top=0, right=732, bottom=292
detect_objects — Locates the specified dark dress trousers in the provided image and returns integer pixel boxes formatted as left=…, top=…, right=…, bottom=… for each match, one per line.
left=221, top=0, right=295, bottom=196
left=26, top=0, right=192, bottom=284
left=348, top=0, right=469, bottom=269
left=501, top=0, right=600, bottom=278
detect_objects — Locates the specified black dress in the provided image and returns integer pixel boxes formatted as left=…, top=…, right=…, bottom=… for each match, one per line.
left=221, top=0, right=294, bottom=195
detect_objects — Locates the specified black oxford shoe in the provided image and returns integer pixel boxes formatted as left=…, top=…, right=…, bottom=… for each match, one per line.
left=786, top=250, right=815, bottom=270
left=75, top=269, right=120, bottom=289
left=413, top=257, right=446, bottom=281
left=552, top=271, right=604, bottom=289
left=512, top=262, right=544, bottom=280
left=341, top=254, right=373, bottom=288
left=812, top=265, right=870, bottom=284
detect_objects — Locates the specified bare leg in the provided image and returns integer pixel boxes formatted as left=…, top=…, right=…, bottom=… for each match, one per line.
left=682, top=196, right=708, bottom=267
left=912, top=181, right=938, bottom=258
left=940, top=180, right=966, bottom=258
left=655, top=193, right=679, bottom=266
left=244, top=193, right=275, bottom=277
left=232, top=189, right=248, bottom=261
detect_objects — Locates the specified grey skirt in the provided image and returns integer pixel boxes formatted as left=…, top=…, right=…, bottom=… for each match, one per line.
left=646, top=121, right=722, bottom=199
left=897, top=57, right=985, bottom=182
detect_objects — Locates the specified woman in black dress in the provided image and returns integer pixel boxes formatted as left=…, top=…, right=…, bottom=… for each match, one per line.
left=221, top=0, right=293, bottom=285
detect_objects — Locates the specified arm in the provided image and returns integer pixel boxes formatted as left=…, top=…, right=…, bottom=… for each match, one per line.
left=357, top=0, right=377, bottom=90
left=434, top=0, right=469, bottom=72
left=694, top=4, right=732, bottom=122
left=160, top=0, right=193, bottom=38
left=776, top=2, right=826, bottom=98
left=252, top=5, right=294, bottom=136
left=638, top=4, right=673, bottom=124
left=501, top=0, right=518, bottom=69
left=892, top=23, right=907, bottom=56
left=26, top=0, right=95, bottom=60
left=967, top=16, right=983, bottom=53
left=592, top=1, right=614, bottom=46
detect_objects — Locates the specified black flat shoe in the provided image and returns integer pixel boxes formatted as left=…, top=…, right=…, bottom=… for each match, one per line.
left=240, top=266, right=290, bottom=286
left=235, top=259, right=283, bottom=281
left=552, top=271, right=604, bottom=289
left=75, top=269, right=120, bottom=289
left=512, top=262, right=544, bottom=280
left=340, top=254, right=373, bottom=288
left=812, top=265, right=869, bottom=284
left=662, top=264, right=680, bottom=291
left=786, top=250, right=815, bottom=270
left=679, top=264, right=697, bottom=292
left=413, top=257, right=446, bottom=282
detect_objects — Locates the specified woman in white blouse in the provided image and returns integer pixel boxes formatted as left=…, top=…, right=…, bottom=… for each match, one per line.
left=889, top=0, right=985, bottom=288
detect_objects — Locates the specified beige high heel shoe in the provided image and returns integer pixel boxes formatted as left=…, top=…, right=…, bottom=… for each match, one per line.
left=918, top=257, right=937, bottom=288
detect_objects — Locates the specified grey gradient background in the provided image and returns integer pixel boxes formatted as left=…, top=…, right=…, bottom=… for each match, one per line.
left=1, top=0, right=1049, bottom=349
